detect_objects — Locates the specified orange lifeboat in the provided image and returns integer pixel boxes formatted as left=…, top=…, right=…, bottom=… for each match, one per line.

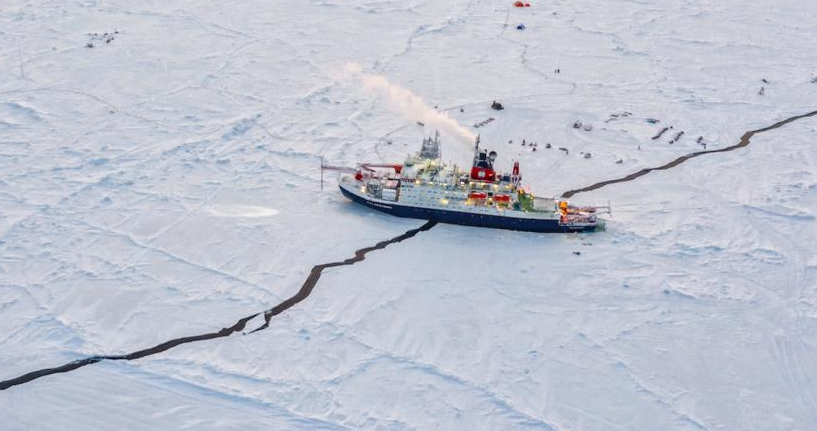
left=468, top=192, right=488, bottom=200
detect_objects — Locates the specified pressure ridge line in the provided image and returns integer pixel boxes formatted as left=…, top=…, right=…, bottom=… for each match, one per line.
left=0, top=221, right=438, bottom=391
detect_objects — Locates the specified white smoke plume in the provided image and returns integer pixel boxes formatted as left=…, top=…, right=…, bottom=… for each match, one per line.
left=344, top=62, right=476, bottom=146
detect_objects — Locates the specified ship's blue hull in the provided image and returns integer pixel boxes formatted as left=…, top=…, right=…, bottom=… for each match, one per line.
left=340, top=186, right=595, bottom=233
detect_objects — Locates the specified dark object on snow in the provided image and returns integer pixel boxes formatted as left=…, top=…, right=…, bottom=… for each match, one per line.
left=473, top=117, right=496, bottom=129
left=696, top=136, right=703, bottom=144
left=558, top=147, right=569, bottom=154
left=416, top=121, right=425, bottom=126
left=88, top=31, right=117, bottom=46
left=532, top=147, right=537, bottom=152
left=573, top=251, right=581, bottom=255
left=491, top=100, right=504, bottom=110
left=669, top=131, right=684, bottom=144
left=651, top=127, right=669, bottom=140
left=645, top=118, right=659, bottom=124
left=583, top=153, right=591, bottom=159
left=758, top=86, right=765, bottom=96
left=555, top=68, right=560, bottom=74
left=616, top=159, right=623, bottom=164
left=761, top=78, right=769, bottom=83
left=517, top=24, right=526, bottom=30
left=545, top=143, right=551, bottom=149
left=811, top=76, right=817, bottom=83
left=572, top=120, right=582, bottom=129
left=460, top=108, right=464, bottom=112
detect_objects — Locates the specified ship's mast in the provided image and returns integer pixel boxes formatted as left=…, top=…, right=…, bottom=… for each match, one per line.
left=435, top=130, right=441, bottom=164
left=419, top=130, right=441, bottom=161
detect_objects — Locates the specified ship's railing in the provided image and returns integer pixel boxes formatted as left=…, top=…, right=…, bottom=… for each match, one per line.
left=560, top=213, right=597, bottom=226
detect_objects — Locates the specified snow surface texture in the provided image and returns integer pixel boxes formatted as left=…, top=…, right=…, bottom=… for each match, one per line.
left=2, top=0, right=817, bottom=429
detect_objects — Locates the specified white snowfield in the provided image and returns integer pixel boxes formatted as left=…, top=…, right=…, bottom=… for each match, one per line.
left=1, top=0, right=816, bottom=429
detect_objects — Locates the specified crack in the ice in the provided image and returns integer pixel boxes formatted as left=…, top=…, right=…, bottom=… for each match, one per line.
left=0, top=221, right=437, bottom=391
left=247, top=220, right=437, bottom=333
left=5, top=110, right=816, bottom=394
left=561, top=110, right=817, bottom=198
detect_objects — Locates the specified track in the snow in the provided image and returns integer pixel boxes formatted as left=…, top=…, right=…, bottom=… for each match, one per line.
left=561, top=110, right=817, bottom=198
left=0, top=221, right=438, bottom=391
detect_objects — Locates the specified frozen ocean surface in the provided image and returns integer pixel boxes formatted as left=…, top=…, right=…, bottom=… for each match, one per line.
left=1, top=0, right=816, bottom=429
